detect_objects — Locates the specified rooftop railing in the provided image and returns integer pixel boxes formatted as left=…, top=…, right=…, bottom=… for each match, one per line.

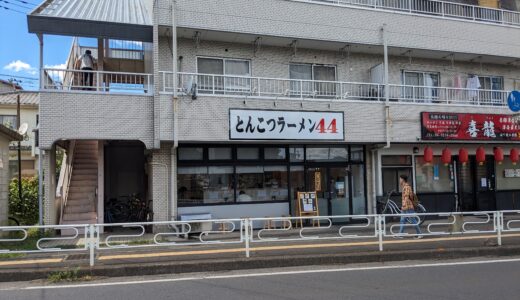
left=43, top=68, right=153, bottom=94
left=290, top=0, right=520, bottom=27
left=161, top=72, right=510, bottom=107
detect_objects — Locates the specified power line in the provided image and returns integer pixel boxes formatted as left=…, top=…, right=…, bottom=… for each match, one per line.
left=1, top=0, right=32, bottom=10
left=0, top=4, right=25, bottom=14
left=0, top=74, right=38, bottom=81
left=12, top=0, right=37, bottom=6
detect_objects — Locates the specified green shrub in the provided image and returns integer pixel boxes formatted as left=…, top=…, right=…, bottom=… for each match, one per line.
left=8, top=176, right=39, bottom=226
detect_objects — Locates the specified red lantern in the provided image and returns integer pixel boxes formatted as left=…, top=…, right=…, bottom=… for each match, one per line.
left=494, top=147, right=504, bottom=165
left=441, top=147, right=452, bottom=166
left=511, top=148, right=519, bottom=165
left=476, top=146, right=486, bottom=165
left=424, top=146, right=433, bottom=164
left=459, top=148, right=469, bottom=166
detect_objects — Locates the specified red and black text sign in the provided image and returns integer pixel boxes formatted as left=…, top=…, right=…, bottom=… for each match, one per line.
left=421, top=112, right=520, bottom=141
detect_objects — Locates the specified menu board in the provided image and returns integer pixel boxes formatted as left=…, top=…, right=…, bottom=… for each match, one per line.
left=297, top=192, right=318, bottom=213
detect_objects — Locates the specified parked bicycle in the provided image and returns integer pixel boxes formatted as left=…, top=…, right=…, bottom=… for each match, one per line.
left=378, top=190, right=427, bottom=225
left=8, top=216, right=20, bottom=226
left=104, top=194, right=152, bottom=224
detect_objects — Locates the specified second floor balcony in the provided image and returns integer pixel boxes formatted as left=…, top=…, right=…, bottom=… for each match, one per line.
left=44, top=68, right=153, bottom=94
left=161, top=72, right=512, bottom=107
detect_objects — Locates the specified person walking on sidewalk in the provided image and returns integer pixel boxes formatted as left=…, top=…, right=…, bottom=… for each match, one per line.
left=398, top=175, right=422, bottom=238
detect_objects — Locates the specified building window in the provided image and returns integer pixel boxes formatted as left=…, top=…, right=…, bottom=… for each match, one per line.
left=478, top=75, right=504, bottom=103
left=306, top=147, right=348, bottom=162
left=237, top=147, right=259, bottom=160
left=415, top=156, right=454, bottom=193
left=478, top=75, right=503, bottom=90
left=177, top=166, right=234, bottom=206
left=208, top=147, right=232, bottom=160
left=177, top=145, right=366, bottom=208
left=402, top=71, right=440, bottom=101
left=0, top=115, right=17, bottom=130
left=236, top=166, right=288, bottom=202
left=264, top=147, right=286, bottom=160
left=178, top=147, right=203, bottom=161
left=289, top=64, right=336, bottom=97
left=197, top=57, right=251, bottom=94
left=381, top=155, right=413, bottom=194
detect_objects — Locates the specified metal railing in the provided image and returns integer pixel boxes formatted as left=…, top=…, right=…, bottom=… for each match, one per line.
left=2, top=210, right=520, bottom=267
left=161, top=72, right=510, bottom=106
left=43, top=68, right=153, bottom=94
left=292, top=0, right=520, bottom=27
left=57, top=141, right=76, bottom=223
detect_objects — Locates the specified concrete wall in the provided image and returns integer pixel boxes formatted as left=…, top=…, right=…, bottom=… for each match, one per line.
left=161, top=0, right=520, bottom=59
left=39, top=92, right=154, bottom=150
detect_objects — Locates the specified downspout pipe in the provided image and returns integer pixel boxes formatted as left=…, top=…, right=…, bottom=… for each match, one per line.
left=171, top=0, right=179, bottom=220
left=382, top=24, right=391, bottom=150
left=370, top=24, right=392, bottom=213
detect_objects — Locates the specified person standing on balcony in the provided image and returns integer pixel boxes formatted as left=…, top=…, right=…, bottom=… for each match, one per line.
left=75, top=50, right=97, bottom=90
left=397, top=175, right=422, bottom=238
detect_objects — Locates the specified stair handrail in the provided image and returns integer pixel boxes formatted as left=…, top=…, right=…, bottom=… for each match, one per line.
left=58, top=140, right=76, bottom=223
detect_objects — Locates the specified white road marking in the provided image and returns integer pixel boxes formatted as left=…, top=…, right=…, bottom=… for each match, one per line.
left=8, top=257, right=520, bottom=291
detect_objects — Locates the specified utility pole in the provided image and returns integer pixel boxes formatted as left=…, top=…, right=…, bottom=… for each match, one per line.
left=16, top=89, right=23, bottom=212
left=10, top=80, right=23, bottom=215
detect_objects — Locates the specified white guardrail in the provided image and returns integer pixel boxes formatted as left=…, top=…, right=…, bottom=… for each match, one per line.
left=292, top=0, right=520, bottom=28
left=1, top=210, right=520, bottom=266
left=161, top=72, right=510, bottom=106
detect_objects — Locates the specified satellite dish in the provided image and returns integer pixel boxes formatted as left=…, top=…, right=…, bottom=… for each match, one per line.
left=18, top=123, right=28, bottom=136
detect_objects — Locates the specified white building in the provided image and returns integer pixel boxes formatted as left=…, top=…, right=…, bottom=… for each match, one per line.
left=26, top=0, right=520, bottom=226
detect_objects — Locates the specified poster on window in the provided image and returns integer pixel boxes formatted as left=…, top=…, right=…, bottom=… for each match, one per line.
left=230, top=109, right=344, bottom=140
left=421, top=112, right=520, bottom=141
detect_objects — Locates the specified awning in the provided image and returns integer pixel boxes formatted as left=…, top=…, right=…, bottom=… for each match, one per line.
left=27, top=0, right=153, bottom=42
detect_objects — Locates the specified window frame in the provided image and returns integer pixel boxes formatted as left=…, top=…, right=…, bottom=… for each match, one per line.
left=381, top=155, right=414, bottom=195
left=196, top=56, right=251, bottom=76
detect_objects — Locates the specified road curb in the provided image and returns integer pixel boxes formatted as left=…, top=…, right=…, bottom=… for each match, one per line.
left=1, top=245, right=518, bottom=282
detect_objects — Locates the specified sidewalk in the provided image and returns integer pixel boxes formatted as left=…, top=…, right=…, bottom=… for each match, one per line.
left=1, top=232, right=519, bottom=282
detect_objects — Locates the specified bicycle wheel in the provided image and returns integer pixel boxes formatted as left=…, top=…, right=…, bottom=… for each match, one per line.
left=416, top=204, right=427, bottom=225
left=8, top=216, right=20, bottom=226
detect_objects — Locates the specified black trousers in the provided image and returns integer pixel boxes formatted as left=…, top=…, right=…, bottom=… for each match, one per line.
left=82, top=67, right=93, bottom=88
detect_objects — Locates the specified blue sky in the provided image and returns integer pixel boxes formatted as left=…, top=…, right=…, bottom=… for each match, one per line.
left=0, top=1, right=72, bottom=90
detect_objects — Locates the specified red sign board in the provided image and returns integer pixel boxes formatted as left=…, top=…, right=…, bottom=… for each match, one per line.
left=421, top=112, right=520, bottom=141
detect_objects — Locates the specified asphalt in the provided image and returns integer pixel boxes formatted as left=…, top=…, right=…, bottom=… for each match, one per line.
left=1, top=232, right=520, bottom=282
left=2, top=257, right=520, bottom=300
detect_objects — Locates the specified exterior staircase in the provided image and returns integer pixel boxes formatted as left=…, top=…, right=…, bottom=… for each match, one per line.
left=60, top=140, right=99, bottom=234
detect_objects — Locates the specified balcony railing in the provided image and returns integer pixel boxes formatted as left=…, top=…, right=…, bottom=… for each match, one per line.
left=161, top=72, right=510, bottom=106
left=44, top=68, right=153, bottom=94
left=290, top=0, right=520, bottom=27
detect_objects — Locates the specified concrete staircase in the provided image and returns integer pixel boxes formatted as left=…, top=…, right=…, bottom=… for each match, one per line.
left=61, top=141, right=99, bottom=233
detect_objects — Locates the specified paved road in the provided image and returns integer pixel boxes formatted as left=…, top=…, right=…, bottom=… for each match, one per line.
left=2, top=257, right=520, bottom=300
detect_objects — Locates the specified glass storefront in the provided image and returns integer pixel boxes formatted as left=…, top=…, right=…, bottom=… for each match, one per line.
left=177, top=145, right=367, bottom=216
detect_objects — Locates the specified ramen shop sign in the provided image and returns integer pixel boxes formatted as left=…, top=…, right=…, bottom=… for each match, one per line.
left=229, top=109, right=344, bottom=140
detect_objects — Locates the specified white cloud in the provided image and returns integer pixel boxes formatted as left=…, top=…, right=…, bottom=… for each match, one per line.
left=44, top=63, right=67, bottom=70
left=44, top=62, right=68, bottom=82
left=3, top=60, right=37, bottom=74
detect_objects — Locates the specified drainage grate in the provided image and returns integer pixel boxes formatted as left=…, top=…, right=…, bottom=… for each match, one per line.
left=65, top=254, right=90, bottom=261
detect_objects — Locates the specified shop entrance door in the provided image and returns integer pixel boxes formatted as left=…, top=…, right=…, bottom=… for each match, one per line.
left=475, top=156, right=496, bottom=211
left=306, top=167, right=350, bottom=218
left=456, top=156, right=496, bottom=211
